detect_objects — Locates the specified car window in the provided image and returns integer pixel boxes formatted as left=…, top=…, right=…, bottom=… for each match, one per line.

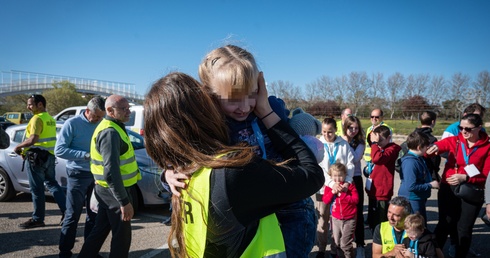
left=56, top=110, right=76, bottom=121
left=128, top=130, right=144, bottom=149
left=125, top=111, right=136, bottom=127
left=13, top=129, right=25, bottom=143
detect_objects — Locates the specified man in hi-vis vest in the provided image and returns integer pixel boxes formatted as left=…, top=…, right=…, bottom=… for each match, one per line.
left=16, top=94, right=66, bottom=229
left=79, top=95, right=141, bottom=258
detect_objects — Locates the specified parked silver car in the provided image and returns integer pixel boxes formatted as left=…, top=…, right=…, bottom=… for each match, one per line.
left=0, top=122, right=169, bottom=210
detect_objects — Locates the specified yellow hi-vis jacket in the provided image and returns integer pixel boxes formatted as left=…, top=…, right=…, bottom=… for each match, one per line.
left=90, top=119, right=140, bottom=188
left=183, top=165, right=286, bottom=258
left=363, top=122, right=393, bottom=162
left=25, top=112, right=57, bottom=155
left=380, top=221, right=407, bottom=254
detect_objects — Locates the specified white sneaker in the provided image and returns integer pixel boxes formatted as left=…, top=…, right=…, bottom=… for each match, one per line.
left=356, top=246, right=365, bottom=258
left=468, top=247, right=481, bottom=257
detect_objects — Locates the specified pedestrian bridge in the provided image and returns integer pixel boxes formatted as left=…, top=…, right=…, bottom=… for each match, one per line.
left=0, top=70, right=144, bottom=101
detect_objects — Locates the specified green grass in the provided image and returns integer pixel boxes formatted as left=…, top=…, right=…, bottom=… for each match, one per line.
left=359, top=119, right=461, bottom=136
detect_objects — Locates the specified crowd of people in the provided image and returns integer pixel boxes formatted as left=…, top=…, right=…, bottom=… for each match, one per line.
left=14, top=44, right=490, bottom=258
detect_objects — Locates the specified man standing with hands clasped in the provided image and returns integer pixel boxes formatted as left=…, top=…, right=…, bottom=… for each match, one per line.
left=57, top=96, right=106, bottom=258
left=16, top=94, right=66, bottom=229
left=78, top=95, right=141, bottom=258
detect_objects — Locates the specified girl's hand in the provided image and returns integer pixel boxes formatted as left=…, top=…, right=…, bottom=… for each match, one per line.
left=253, top=72, right=273, bottom=118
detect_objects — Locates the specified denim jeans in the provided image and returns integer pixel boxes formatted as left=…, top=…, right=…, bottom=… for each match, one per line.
left=59, top=168, right=97, bottom=258
left=276, top=197, right=316, bottom=258
left=26, top=154, right=66, bottom=222
left=409, top=199, right=428, bottom=225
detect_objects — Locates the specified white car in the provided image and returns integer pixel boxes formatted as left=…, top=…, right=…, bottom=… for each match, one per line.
left=0, top=122, right=169, bottom=210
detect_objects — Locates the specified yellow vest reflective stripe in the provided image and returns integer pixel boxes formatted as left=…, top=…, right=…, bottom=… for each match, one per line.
left=25, top=112, right=57, bottom=155
left=364, top=122, right=393, bottom=162
left=183, top=165, right=286, bottom=258
left=380, top=221, right=407, bottom=254
left=90, top=119, right=141, bottom=187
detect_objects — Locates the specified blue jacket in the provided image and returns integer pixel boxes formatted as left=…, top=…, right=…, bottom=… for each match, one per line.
left=398, top=152, right=432, bottom=200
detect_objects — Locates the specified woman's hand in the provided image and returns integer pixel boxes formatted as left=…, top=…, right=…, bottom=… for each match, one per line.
left=164, top=169, right=190, bottom=197
left=447, top=173, right=467, bottom=185
left=426, top=145, right=439, bottom=155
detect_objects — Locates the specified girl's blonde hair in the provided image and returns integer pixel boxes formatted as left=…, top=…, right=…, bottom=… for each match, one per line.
left=198, top=45, right=259, bottom=100
left=328, top=162, right=347, bottom=177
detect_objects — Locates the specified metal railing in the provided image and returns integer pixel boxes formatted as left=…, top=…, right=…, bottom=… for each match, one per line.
left=0, top=70, right=144, bottom=100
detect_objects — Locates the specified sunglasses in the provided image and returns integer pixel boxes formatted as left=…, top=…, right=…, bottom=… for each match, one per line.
left=458, top=126, right=478, bottom=132
left=370, top=116, right=380, bottom=119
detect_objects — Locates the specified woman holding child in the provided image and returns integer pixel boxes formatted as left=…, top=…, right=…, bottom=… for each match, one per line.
left=427, top=113, right=490, bottom=258
left=144, top=72, right=324, bottom=257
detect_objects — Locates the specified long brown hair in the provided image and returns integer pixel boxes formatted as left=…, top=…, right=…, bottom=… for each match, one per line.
left=144, top=72, right=255, bottom=257
left=342, top=116, right=365, bottom=149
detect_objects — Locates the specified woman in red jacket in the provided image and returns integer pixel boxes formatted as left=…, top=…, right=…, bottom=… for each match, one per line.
left=426, top=113, right=490, bottom=258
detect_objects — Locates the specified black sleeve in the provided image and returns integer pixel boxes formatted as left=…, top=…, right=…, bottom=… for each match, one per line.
left=372, top=224, right=382, bottom=245
left=224, top=120, right=325, bottom=225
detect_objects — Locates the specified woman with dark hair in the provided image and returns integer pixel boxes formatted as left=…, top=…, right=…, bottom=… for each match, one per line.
left=341, top=115, right=367, bottom=257
left=427, top=113, right=490, bottom=257
left=143, top=72, right=324, bottom=258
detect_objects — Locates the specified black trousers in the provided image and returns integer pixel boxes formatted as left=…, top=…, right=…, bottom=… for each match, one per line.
left=434, top=183, right=482, bottom=258
left=78, top=191, right=132, bottom=258
left=353, top=176, right=365, bottom=246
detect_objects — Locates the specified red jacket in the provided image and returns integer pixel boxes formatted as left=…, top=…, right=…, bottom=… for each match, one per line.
left=367, top=142, right=401, bottom=200
left=323, top=183, right=358, bottom=220
left=434, top=131, right=490, bottom=188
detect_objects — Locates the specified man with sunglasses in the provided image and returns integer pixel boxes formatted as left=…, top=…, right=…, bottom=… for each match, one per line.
left=363, top=109, right=393, bottom=176
left=16, top=94, right=66, bottom=229
left=442, top=103, right=486, bottom=140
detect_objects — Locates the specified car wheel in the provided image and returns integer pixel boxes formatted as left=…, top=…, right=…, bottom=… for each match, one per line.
left=0, top=168, right=16, bottom=201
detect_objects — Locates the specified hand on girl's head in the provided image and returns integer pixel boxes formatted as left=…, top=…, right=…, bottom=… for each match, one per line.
left=253, top=72, right=273, bottom=117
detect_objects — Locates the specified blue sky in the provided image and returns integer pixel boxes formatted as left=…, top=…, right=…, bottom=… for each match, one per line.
left=1, top=0, right=489, bottom=96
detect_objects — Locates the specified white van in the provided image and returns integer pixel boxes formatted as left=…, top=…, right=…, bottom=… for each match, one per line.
left=54, top=105, right=145, bottom=135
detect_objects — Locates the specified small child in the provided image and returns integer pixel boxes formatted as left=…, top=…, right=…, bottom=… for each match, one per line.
left=323, top=163, right=359, bottom=258
left=398, top=131, right=439, bottom=222
left=288, top=107, right=324, bottom=163
left=366, top=125, right=401, bottom=231
left=402, top=213, right=439, bottom=258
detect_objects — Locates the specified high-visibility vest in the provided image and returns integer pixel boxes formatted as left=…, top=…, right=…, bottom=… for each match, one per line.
left=380, top=221, right=407, bottom=254
left=364, top=122, right=393, bottom=162
left=183, top=165, right=286, bottom=258
left=90, top=119, right=140, bottom=187
left=25, top=112, right=57, bottom=155
left=335, top=120, right=344, bottom=136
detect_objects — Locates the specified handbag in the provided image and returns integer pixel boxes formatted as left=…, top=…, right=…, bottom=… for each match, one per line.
left=452, top=183, right=485, bottom=205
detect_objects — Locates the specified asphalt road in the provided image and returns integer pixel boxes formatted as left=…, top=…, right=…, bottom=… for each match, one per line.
left=0, top=193, right=172, bottom=257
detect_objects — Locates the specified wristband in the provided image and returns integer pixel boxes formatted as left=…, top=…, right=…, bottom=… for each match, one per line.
left=260, top=111, right=274, bottom=120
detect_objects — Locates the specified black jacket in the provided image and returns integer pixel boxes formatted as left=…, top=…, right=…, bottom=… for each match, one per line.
left=402, top=229, right=439, bottom=258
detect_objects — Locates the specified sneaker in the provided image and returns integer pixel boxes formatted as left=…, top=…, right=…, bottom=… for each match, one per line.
left=19, top=219, right=45, bottom=229
left=356, top=246, right=365, bottom=258
left=162, top=216, right=171, bottom=226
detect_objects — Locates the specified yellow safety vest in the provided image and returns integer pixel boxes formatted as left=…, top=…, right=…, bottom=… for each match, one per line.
left=25, top=112, right=57, bottom=155
left=90, top=119, right=141, bottom=187
left=183, top=165, right=286, bottom=258
left=380, top=221, right=407, bottom=254
left=364, top=122, right=393, bottom=162
left=335, top=120, right=344, bottom=137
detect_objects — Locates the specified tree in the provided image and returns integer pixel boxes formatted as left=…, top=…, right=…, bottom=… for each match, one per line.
left=43, top=81, right=88, bottom=115
left=404, top=74, right=430, bottom=98
left=427, top=75, right=447, bottom=106
left=400, top=95, right=433, bottom=120
left=307, top=100, right=340, bottom=117
left=345, top=72, right=370, bottom=115
left=474, top=70, right=490, bottom=108
left=386, top=72, right=406, bottom=119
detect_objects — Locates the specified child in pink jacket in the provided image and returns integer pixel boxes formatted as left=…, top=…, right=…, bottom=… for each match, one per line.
left=323, top=163, right=359, bottom=258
